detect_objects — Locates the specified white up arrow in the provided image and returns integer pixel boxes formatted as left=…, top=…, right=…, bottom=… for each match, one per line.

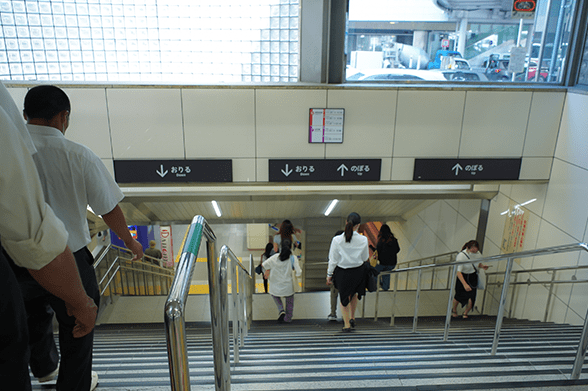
left=156, top=164, right=169, bottom=177
left=337, top=164, right=349, bottom=176
left=452, top=163, right=463, bottom=175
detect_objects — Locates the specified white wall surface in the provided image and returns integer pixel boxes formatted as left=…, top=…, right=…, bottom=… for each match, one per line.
left=9, top=83, right=582, bottom=324
left=394, top=91, right=588, bottom=325
left=5, top=85, right=565, bottom=182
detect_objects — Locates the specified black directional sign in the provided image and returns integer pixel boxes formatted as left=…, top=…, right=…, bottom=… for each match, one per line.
left=413, top=158, right=522, bottom=181
left=269, top=159, right=381, bottom=182
left=114, top=160, right=232, bottom=183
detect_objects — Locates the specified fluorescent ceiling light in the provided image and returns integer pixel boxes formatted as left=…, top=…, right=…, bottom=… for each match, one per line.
left=211, top=200, right=222, bottom=217
left=500, top=198, right=537, bottom=216
left=519, top=198, right=537, bottom=207
left=324, top=199, right=338, bottom=216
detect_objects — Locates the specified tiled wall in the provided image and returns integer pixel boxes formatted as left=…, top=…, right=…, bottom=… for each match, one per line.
left=9, top=83, right=583, bottom=323
left=6, top=85, right=565, bottom=182
left=396, top=91, right=588, bottom=325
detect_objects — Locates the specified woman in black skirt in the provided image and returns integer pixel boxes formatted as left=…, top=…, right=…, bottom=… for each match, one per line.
left=452, top=240, right=489, bottom=319
left=326, top=213, right=369, bottom=332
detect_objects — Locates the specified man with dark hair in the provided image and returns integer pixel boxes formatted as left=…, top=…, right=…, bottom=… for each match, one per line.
left=11, top=84, right=144, bottom=391
left=0, top=81, right=97, bottom=391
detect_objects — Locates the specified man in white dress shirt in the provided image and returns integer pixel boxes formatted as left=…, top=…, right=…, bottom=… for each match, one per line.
left=0, top=82, right=97, bottom=391
left=9, top=85, right=144, bottom=391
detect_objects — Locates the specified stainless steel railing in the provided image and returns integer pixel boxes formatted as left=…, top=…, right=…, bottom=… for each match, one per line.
left=164, top=215, right=253, bottom=391
left=373, top=242, right=588, bottom=380
left=93, top=244, right=175, bottom=302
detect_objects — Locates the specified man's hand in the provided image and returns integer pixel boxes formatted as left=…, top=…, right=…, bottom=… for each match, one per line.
left=125, top=238, right=144, bottom=261
left=28, top=246, right=97, bottom=338
left=66, top=295, right=98, bottom=338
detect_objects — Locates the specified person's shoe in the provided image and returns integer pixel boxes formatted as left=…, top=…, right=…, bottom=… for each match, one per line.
left=327, top=314, right=337, bottom=321
left=38, top=364, right=59, bottom=383
left=91, top=371, right=99, bottom=391
left=278, top=311, right=286, bottom=322
left=341, top=327, right=352, bottom=333
left=349, top=319, right=356, bottom=329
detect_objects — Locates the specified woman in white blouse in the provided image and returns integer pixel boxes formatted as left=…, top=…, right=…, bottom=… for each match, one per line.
left=263, top=239, right=302, bottom=323
left=326, top=212, right=369, bottom=332
left=452, top=240, right=489, bottom=319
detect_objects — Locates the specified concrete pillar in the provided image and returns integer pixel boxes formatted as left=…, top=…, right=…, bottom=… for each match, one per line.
left=457, top=17, right=468, bottom=56
left=412, top=31, right=428, bottom=52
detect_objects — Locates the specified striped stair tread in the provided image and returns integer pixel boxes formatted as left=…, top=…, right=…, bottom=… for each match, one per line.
left=32, top=317, right=588, bottom=390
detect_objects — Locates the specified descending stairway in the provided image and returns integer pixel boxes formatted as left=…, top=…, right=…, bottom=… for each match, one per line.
left=32, top=317, right=588, bottom=390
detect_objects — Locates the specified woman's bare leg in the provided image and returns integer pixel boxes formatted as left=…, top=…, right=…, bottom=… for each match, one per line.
left=340, top=302, right=351, bottom=328
left=349, top=294, right=358, bottom=320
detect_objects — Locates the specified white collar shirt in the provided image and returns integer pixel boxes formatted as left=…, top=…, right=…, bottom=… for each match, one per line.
left=456, top=250, right=481, bottom=274
left=28, top=124, right=124, bottom=252
left=327, top=231, right=369, bottom=276
left=0, top=84, right=68, bottom=268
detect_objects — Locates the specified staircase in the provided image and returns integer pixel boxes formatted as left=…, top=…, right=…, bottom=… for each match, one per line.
left=32, top=317, right=588, bottom=390
left=303, top=217, right=343, bottom=291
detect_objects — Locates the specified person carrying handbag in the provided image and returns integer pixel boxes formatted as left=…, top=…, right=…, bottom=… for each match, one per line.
left=451, top=240, right=489, bottom=319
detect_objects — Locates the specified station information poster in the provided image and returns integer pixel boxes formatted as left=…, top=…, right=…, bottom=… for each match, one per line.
left=309, top=108, right=344, bottom=143
left=501, top=201, right=529, bottom=256
left=160, top=225, right=174, bottom=268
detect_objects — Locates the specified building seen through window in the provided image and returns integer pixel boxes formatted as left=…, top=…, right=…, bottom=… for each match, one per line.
left=347, top=0, right=576, bottom=83
left=0, top=0, right=300, bottom=83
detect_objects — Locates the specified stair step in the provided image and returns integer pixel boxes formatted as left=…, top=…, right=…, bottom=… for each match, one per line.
left=31, top=319, right=588, bottom=390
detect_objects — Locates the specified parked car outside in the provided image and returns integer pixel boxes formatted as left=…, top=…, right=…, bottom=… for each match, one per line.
left=346, top=68, right=447, bottom=81
left=434, top=70, right=488, bottom=81
left=448, top=58, right=471, bottom=70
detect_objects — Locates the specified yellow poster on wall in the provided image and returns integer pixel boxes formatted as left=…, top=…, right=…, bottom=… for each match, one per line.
left=501, top=201, right=530, bottom=254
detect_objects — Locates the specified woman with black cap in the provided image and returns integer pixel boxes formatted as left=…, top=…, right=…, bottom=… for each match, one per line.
left=326, top=212, right=369, bottom=332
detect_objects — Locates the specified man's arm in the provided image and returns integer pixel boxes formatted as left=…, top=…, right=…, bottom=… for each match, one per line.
left=28, top=246, right=97, bottom=338
left=102, top=205, right=143, bottom=261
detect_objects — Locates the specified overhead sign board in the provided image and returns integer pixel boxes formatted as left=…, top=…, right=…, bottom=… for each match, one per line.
left=269, top=159, right=381, bottom=182
left=309, top=108, right=344, bottom=143
left=114, top=159, right=232, bottom=183
left=413, top=158, right=521, bottom=181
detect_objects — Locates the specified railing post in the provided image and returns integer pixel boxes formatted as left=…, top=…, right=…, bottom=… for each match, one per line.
left=443, top=264, right=458, bottom=341
left=508, top=273, right=519, bottom=318
left=390, top=273, right=398, bottom=326
left=228, top=251, right=239, bottom=365
left=570, top=305, right=588, bottom=379
left=248, top=254, right=253, bottom=330
left=208, top=237, right=230, bottom=390
left=544, top=270, right=557, bottom=322
left=412, top=269, right=423, bottom=333
left=374, top=274, right=380, bottom=321
left=430, top=256, right=436, bottom=290
left=491, top=257, right=514, bottom=355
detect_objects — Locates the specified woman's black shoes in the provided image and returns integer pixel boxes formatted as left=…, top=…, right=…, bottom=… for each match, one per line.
left=342, top=327, right=352, bottom=333
left=349, top=319, right=356, bottom=329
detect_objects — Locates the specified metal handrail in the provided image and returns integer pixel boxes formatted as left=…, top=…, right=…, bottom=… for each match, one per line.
left=164, top=215, right=253, bottom=391
left=220, top=246, right=253, bottom=365
left=94, top=244, right=174, bottom=299
left=165, top=216, right=214, bottom=391
left=373, top=242, right=588, bottom=380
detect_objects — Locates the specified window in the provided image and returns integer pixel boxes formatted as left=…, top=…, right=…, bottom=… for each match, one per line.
left=346, top=0, right=577, bottom=84
left=0, top=0, right=300, bottom=83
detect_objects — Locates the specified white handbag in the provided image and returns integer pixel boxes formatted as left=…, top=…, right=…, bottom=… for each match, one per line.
left=290, top=255, right=302, bottom=293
